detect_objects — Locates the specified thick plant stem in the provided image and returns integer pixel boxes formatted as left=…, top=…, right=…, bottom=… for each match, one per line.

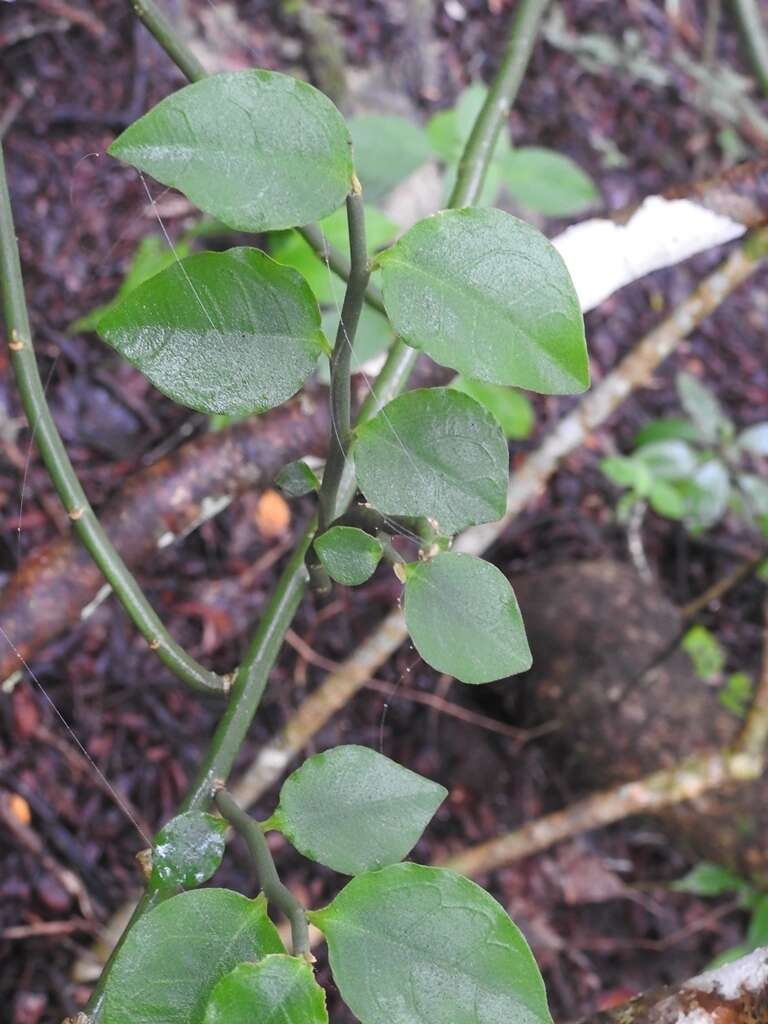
left=449, top=0, right=551, bottom=208
left=214, top=788, right=310, bottom=957
left=318, top=185, right=370, bottom=530
left=129, top=0, right=207, bottom=82
left=733, top=0, right=768, bottom=95
left=0, top=144, right=225, bottom=698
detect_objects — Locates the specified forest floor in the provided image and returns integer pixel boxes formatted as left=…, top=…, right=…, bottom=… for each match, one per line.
left=1, top=1, right=768, bottom=1021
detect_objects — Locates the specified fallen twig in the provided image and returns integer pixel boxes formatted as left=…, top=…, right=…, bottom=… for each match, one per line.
left=438, top=599, right=768, bottom=878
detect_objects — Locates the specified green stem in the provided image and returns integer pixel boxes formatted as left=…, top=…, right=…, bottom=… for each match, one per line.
left=298, top=223, right=386, bottom=316
left=733, top=0, right=768, bottom=95
left=129, top=0, right=207, bottom=83
left=0, top=143, right=225, bottom=698
left=214, top=788, right=310, bottom=956
left=318, top=185, right=370, bottom=530
left=86, top=2, right=547, bottom=1010
left=449, top=0, right=551, bottom=208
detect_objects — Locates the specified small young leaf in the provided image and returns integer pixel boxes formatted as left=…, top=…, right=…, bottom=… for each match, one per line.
left=349, top=115, right=431, bottom=202
left=684, top=460, right=731, bottom=530
left=634, top=417, right=701, bottom=447
left=635, top=440, right=697, bottom=480
left=353, top=388, right=509, bottom=536
left=267, top=745, right=447, bottom=875
left=498, top=147, right=599, bottom=217
left=676, top=372, right=732, bottom=443
left=109, top=70, right=353, bottom=232
left=404, top=552, right=531, bottom=684
left=310, top=863, right=552, bottom=1024
left=682, top=625, right=725, bottom=682
left=102, top=889, right=284, bottom=1024
left=275, top=460, right=320, bottom=498
left=738, top=422, right=768, bottom=456
left=98, top=248, right=327, bottom=416
left=203, top=956, right=327, bottom=1024
left=314, top=526, right=383, bottom=586
left=600, top=456, right=652, bottom=496
left=649, top=480, right=685, bottom=519
left=378, top=208, right=588, bottom=395
left=671, top=862, right=748, bottom=897
left=151, top=811, right=227, bottom=891
left=719, top=672, right=753, bottom=718
left=451, top=377, right=534, bottom=439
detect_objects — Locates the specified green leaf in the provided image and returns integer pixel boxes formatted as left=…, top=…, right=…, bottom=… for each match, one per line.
left=649, top=480, right=685, bottom=519
left=635, top=440, right=697, bottom=480
left=349, top=115, right=431, bottom=202
left=98, top=247, right=327, bottom=416
left=404, top=552, right=531, bottom=684
left=378, top=208, right=588, bottom=395
left=310, top=863, right=552, bottom=1024
left=451, top=377, right=534, bottom=439
left=498, top=147, right=599, bottom=217
left=682, top=625, right=725, bottom=682
left=109, top=70, right=353, bottom=232
left=353, top=388, right=508, bottom=536
left=151, top=811, right=227, bottom=891
left=601, top=456, right=652, bottom=496
left=747, top=894, right=768, bottom=946
left=276, top=460, right=320, bottom=498
left=267, top=745, right=447, bottom=875
left=684, top=460, right=731, bottom=530
left=102, top=889, right=284, bottom=1024
left=314, top=526, right=383, bottom=586
left=671, top=862, right=748, bottom=897
left=71, top=234, right=193, bottom=333
left=676, top=372, right=732, bottom=443
left=738, top=422, right=768, bottom=456
left=719, top=672, right=753, bottom=718
left=738, top=473, right=768, bottom=518
left=203, top=956, right=327, bottom=1024
left=634, top=417, right=701, bottom=447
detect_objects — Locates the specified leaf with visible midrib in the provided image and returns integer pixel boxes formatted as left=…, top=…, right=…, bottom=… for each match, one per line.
left=109, top=69, right=354, bottom=232
left=102, top=889, right=284, bottom=1024
left=267, top=745, right=447, bottom=875
left=378, top=208, right=588, bottom=395
left=310, top=863, right=552, bottom=1024
left=98, top=247, right=327, bottom=416
left=352, top=387, right=509, bottom=536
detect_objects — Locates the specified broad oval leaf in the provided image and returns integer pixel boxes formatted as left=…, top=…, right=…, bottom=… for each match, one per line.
left=102, top=889, right=284, bottom=1024
left=684, top=459, right=730, bottom=530
left=676, top=372, right=732, bottom=443
left=310, top=863, right=552, bottom=1024
left=203, top=956, right=327, bottom=1024
left=98, top=247, right=327, bottom=416
left=378, top=208, right=588, bottom=395
left=403, top=552, right=531, bottom=684
left=151, top=811, right=227, bottom=891
left=314, top=526, right=383, bottom=586
left=109, top=70, right=353, bottom=231
left=353, top=388, right=509, bottom=536
left=635, top=439, right=697, bottom=480
left=267, top=745, right=446, bottom=875
left=276, top=459, right=320, bottom=498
